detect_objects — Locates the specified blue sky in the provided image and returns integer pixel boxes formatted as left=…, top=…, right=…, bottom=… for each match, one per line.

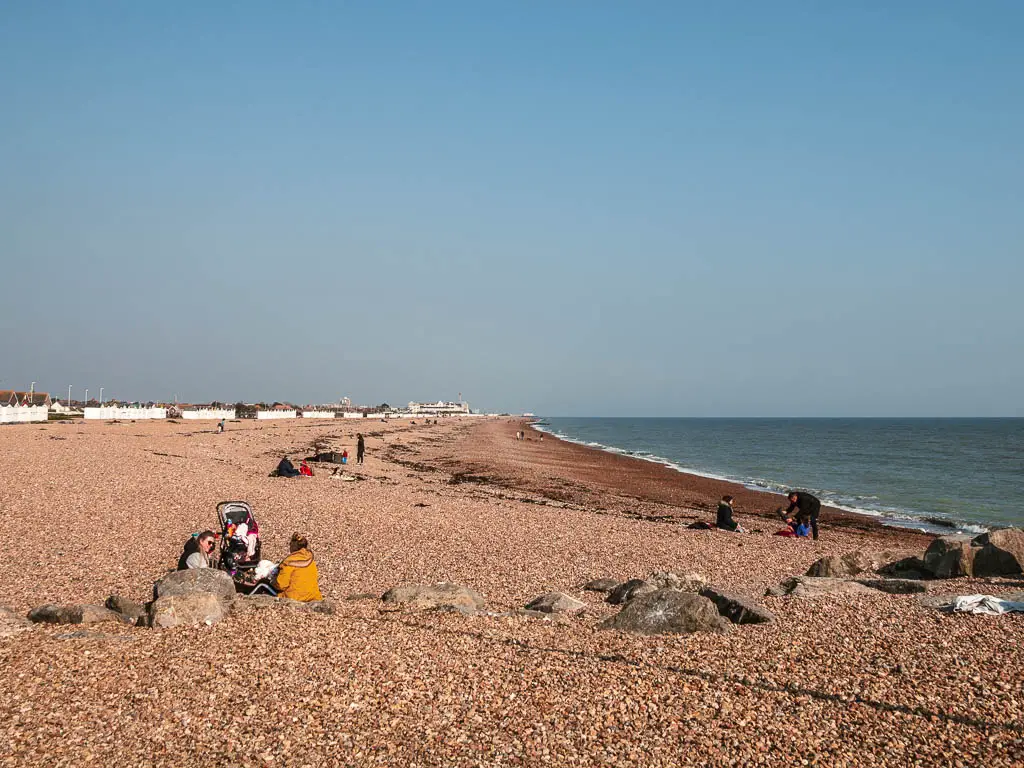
left=1, top=2, right=1021, bottom=415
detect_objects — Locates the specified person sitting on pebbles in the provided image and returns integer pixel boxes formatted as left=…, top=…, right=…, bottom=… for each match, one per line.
left=716, top=495, right=744, bottom=532
left=273, top=533, right=323, bottom=602
left=177, top=530, right=217, bottom=570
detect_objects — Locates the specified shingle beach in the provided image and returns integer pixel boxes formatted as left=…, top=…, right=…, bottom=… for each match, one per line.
left=1, top=417, right=1022, bottom=766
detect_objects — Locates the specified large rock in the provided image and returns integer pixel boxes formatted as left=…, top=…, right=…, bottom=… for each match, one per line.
left=599, top=590, right=731, bottom=635
left=154, top=568, right=237, bottom=602
left=27, top=604, right=127, bottom=625
left=606, top=579, right=657, bottom=605
left=0, top=606, right=31, bottom=638
left=381, top=583, right=485, bottom=612
left=923, top=536, right=976, bottom=578
left=149, top=593, right=228, bottom=629
left=766, top=576, right=875, bottom=598
left=524, top=592, right=586, bottom=614
left=582, top=578, right=619, bottom=593
left=806, top=550, right=917, bottom=578
left=971, top=528, right=1024, bottom=577
left=649, top=572, right=708, bottom=592
left=699, top=587, right=776, bottom=624
left=105, top=595, right=147, bottom=624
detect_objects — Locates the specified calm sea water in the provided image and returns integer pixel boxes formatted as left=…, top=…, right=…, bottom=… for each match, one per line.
left=536, top=418, right=1024, bottom=534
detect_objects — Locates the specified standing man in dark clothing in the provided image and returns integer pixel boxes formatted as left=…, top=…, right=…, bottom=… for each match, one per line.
left=786, top=491, right=821, bottom=540
left=356, top=433, right=365, bottom=465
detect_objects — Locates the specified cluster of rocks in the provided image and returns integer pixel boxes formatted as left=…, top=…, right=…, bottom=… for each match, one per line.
left=14, top=569, right=335, bottom=632
left=381, top=571, right=776, bottom=636
left=766, top=529, right=1024, bottom=600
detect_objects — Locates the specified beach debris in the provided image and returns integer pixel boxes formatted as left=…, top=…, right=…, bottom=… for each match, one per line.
left=27, top=604, right=128, bottom=626
left=766, top=576, right=875, bottom=598
left=949, top=594, right=1024, bottom=615
left=0, top=606, right=31, bottom=638
left=524, top=592, right=586, bottom=614
left=599, top=589, right=731, bottom=635
left=923, top=535, right=977, bottom=578
left=805, top=549, right=919, bottom=578
left=381, top=582, right=486, bottom=612
left=854, top=578, right=929, bottom=594
left=105, top=595, right=147, bottom=625
left=581, top=577, right=619, bottom=593
left=698, top=586, right=776, bottom=624
left=606, top=578, right=657, bottom=605
left=149, top=592, right=228, bottom=629
left=153, top=568, right=237, bottom=603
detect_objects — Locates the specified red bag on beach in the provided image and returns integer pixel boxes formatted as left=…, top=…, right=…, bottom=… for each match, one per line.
left=774, top=528, right=798, bottom=537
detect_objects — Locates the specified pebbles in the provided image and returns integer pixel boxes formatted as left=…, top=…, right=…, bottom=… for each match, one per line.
left=0, top=418, right=1022, bottom=766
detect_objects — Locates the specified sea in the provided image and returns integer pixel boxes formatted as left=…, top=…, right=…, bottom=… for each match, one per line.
left=533, top=418, right=1024, bottom=535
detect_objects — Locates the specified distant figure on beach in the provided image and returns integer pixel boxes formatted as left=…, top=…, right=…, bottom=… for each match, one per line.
left=217, top=419, right=225, bottom=433
left=177, top=531, right=216, bottom=570
left=340, top=449, right=348, bottom=465
left=785, top=491, right=821, bottom=540
left=357, top=433, right=365, bottom=464
left=273, top=533, right=323, bottom=602
left=716, top=495, right=743, bottom=532
left=300, top=459, right=314, bottom=476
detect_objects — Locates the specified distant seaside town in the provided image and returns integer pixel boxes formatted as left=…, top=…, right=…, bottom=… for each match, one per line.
left=0, top=386, right=498, bottom=424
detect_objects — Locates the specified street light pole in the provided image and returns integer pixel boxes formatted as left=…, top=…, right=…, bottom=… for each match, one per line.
left=99, top=387, right=104, bottom=406
left=85, top=389, right=88, bottom=407
left=68, top=385, right=72, bottom=408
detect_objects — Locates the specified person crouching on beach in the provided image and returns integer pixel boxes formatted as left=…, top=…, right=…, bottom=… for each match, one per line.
left=785, top=490, right=821, bottom=540
left=716, top=495, right=743, bottom=532
left=273, top=533, right=323, bottom=602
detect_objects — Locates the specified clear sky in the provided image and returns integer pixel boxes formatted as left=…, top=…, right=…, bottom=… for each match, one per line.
left=2, top=2, right=1021, bottom=416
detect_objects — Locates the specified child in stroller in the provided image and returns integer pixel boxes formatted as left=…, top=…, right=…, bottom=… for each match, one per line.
left=217, top=501, right=262, bottom=573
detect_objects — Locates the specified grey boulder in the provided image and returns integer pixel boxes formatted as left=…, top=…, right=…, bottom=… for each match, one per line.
left=105, top=595, right=148, bottom=624
left=767, top=576, right=875, bottom=598
left=606, top=579, right=657, bottom=605
left=381, top=583, right=486, bottom=612
left=648, top=571, right=708, bottom=592
left=699, top=586, right=776, bottom=624
left=524, top=592, right=586, bottom=614
left=582, top=578, right=620, bottom=593
left=971, top=528, right=1024, bottom=577
left=154, top=568, right=237, bottom=602
left=149, top=593, right=228, bottom=629
left=923, top=535, right=976, bottom=578
left=599, top=589, right=731, bottom=635
left=855, top=578, right=928, bottom=594
left=28, top=604, right=128, bottom=626
left=806, top=550, right=918, bottom=578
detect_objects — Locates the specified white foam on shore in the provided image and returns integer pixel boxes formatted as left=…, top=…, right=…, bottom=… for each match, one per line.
left=531, top=420, right=991, bottom=536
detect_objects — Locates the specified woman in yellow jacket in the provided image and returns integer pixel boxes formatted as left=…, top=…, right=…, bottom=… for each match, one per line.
left=273, top=533, right=323, bottom=602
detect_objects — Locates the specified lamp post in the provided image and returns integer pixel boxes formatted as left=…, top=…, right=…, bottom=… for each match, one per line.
left=85, top=389, right=88, bottom=407
left=99, top=387, right=104, bottom=406
left=68, top=385, right=72, bottom=408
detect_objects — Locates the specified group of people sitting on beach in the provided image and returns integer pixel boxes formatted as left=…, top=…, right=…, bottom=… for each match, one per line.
left=176, top=530, right=323, bottom=602
left=715, top=490, right=822, bottom=540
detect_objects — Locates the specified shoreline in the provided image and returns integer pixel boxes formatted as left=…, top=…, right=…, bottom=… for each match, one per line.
left=527, top=419, right=974, bottom=537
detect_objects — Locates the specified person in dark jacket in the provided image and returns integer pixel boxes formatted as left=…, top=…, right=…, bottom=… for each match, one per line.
left=356, top=433, right=365, bottom=465
left=177, top=531, right=217, bottom=570
left=716, top=495, right=741, bottom=532
left=785, top=491, right=821, bottom=540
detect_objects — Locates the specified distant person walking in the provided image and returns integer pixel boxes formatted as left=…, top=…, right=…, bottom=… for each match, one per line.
left=356, top=433, right=365, bottom=464
left=785, top=490, right=821, bottom=540
left=218, top=419, right=225, bottom=433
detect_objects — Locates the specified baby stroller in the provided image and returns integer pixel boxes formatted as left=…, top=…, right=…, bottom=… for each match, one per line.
left=216, top=501, right=277, bottom=595
left=216, top=500, right=263, bottom=574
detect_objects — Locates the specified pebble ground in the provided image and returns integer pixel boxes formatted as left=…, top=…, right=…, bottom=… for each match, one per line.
left=0, top=417, right=1021, bottom=766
